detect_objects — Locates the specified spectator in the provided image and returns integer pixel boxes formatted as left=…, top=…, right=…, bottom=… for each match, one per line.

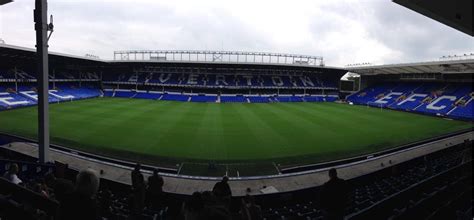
left=320, top=168, right=350, bottom=220
left=98, top=187, right=114, bottom=219
left=55, top=178, right=75, bottom=202
left=147, top=169, right=164, bottom=193
left=240, top=195, right=263, bottom=220
left=213, top=176, right=232, bottom=210
left=182, top=191, right=204, bottom=220
left=44, top=172, right=56, bottom=189
left=3, top=163, right=22, bottom=185
left=58, top=168, right=100, bottom=220
left=44, top=172, right=74, bottom=202
left=147, top=168, right=164, bottom=209
left=212, top=176, right=232, bottom=198
left=201, top=191, right=230, bottom=220
left=33, top=182, right=50, bottom=198
left=132, top=163, right=144, bottom=189
left=131, top=163, right=145, bottom=215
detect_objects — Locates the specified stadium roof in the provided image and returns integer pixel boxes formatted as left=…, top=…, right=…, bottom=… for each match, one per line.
left=0, top=0, right=13, bottom=6
left=0, top=43, right=343, bottom=70
left=346, top=59, right=474, bottom=75
left=393, top=0, right=473, bottom=36
left=114, top=50, right=325, bottom=66
left=0, top=43, right=104, bottom=63
left=3, top=43, right=473, bottom=75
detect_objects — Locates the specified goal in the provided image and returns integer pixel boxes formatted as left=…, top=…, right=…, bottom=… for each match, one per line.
left=367, top=101, right=384, bottom=111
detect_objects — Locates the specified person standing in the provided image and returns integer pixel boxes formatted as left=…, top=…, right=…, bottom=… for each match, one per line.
left=147, top=168, right=164, bottom=209
left=320, top=168, right=350, bottom=220
left=131, top=163, right=145, bottom=215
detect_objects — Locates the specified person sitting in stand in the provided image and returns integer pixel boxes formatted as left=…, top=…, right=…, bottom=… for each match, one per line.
left=58, top=168, right=101, bottom=220
left=3, top=163, right=22, bottom=185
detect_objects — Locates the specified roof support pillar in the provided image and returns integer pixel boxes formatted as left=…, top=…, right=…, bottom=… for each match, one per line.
left=34, top=0, right=50, bottom=163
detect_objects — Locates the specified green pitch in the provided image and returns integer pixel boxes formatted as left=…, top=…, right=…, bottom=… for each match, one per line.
left=0, top=98, right=471, bottom=169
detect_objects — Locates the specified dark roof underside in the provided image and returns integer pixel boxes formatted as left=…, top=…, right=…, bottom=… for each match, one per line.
left=393, top=0, right=473, bottom=36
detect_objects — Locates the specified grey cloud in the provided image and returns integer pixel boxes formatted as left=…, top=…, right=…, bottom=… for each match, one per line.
left=366, top=0, right=474, bottom=63
left=1, top=0, right=473, bottom=66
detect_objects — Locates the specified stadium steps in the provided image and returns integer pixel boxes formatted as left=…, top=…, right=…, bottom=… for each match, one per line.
left=49, top=91, right=70, bottom=101
left=18, top=92, right=38, bottom=102
left=345, top=92, right=359, bottom=100
left=413, top=83, right=425, bottom=93
left=413, top=101, right=426, bottom=110
left=387, top=92, right=410, bottom=108
left=465, top=97, right=474, bottom=105
left=187, top=96, right=191, bottom=102
left=445, top=96, right=469, bottom=115
left=448, top=97, right=473, bottom=116
left=446, top=107, right=457, bottom=116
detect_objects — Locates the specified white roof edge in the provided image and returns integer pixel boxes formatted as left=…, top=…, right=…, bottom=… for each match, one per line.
left=0, top=44, right=105, bottom=62
left=345, top=58, right=474, bottom=75
left=346, top=59, right=474, bottom=70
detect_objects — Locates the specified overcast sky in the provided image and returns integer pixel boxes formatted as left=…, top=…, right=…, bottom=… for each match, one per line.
left=1, top=0, right=473, bottom=66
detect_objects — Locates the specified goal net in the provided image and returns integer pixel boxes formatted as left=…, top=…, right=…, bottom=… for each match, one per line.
left=367, top=101, right=384, bottom=110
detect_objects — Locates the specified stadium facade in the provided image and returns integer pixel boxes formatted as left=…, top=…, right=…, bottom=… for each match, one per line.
left=345, top=59, right=474, bottom=121
left=0, top=44, right=346, bottom=108
left=0, top=43, right=473, bottom=219
left=2, top=44, right=472, bottom=120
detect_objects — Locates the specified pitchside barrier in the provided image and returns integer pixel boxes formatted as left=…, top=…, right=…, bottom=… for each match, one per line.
left=1, top=128, right=473, bottom=181
left=178, top=162, right=279, bottom=177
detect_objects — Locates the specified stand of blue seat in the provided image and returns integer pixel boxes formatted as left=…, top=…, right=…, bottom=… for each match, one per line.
left=161, top=94, right=189, bottom=102
left=134, top=92, right=162, bottom=100
left=220, top=95, right=247, bottom=103
left=190, top=95, right=217, bottom=103
left=102, top=72, right=339, bottom=90
left=0, top=86, right=101, bottom=111
left=247, top=96, right=271, bottom=103
left=114, top=90, right=136, bottom=98
left=275, top=96, right=303, bottom=102
left=449, top=100, right=473, bottom=119
left=103, top=89, right=339, bottom=104
left=347, top=82, right=473, bottom=120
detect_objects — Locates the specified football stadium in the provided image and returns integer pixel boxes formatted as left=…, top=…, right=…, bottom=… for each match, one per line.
left=0, top=0, right=472, bottom=220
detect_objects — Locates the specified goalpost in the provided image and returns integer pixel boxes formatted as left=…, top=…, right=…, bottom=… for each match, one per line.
left=367, top=101, right=384, bottom=111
